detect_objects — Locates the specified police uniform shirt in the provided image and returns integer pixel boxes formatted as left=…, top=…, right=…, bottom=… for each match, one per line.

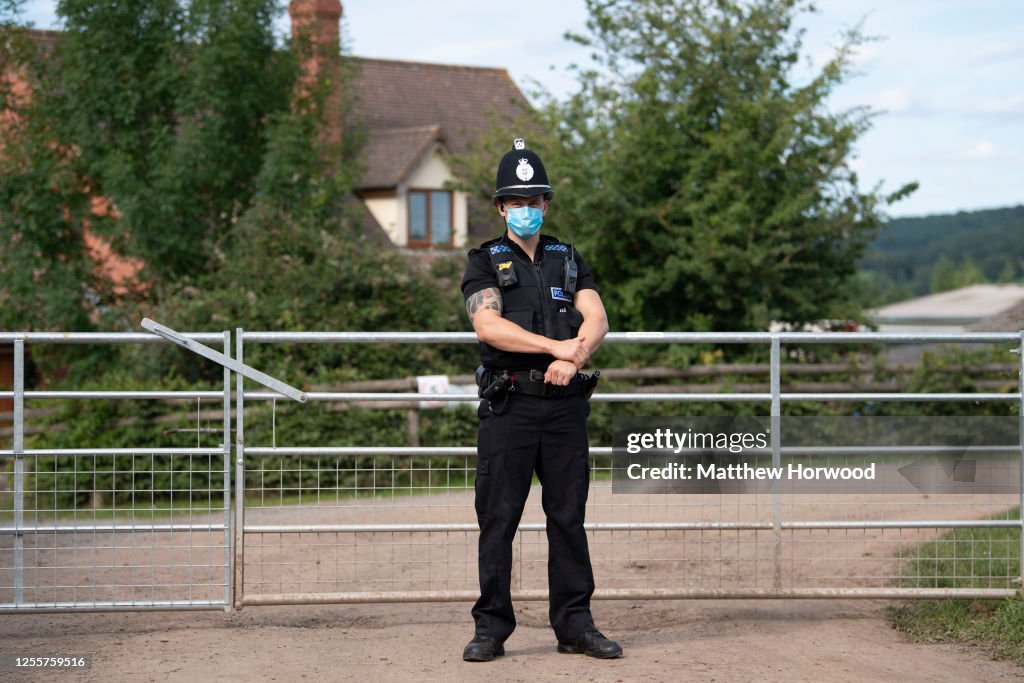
left=461, top=233, right=598, bottom=371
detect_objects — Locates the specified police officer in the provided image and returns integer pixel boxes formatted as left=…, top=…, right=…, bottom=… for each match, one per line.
left=460, top=139, right=621, bottom=662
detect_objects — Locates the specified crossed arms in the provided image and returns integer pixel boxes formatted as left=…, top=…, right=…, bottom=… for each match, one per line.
left=465, top=287, right=609, bottom=386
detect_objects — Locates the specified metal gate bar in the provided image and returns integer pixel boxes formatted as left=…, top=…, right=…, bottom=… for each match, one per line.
left=1019, top=330, right=1024, bottom=579
left=235, top=330, right=1024, bottom=607
left=3, top=329, right=1022, bottom=611
left=12, top=340, right=24, bottom=606
left=242, top=587, right=1017, bottom=607
left=0, top=332, right=232, bottom=613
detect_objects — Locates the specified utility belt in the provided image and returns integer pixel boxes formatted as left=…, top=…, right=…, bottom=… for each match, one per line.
left=476, top=366, right=600, bottom=400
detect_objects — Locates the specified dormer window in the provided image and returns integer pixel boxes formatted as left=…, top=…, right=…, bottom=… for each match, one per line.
left=408, top=189, right=453, bottom=248
left=344, top=57, right=530, bottom=249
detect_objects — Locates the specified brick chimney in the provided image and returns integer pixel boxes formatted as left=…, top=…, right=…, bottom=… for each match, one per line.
left=289, top=0, right=343, bottom=149
left=289, top=0, right=342, bottom=80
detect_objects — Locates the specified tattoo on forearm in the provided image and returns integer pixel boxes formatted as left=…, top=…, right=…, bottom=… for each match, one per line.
left=466, top=288, right=502, bottom=322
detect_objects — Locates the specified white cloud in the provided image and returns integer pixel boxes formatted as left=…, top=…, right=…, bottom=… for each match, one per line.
left=963, top=140, right=999, bottom=159
left=960, top=140, right=1020, bottom=161
left=969, top=92, right=1024, bottom=117
left=849, top=43, right=881, bottom=68
left=15, top=0, right=1024, bottom=217
left=968, top=41, right=1024, bottom=65
left=864, top=86, right=916, bottom=113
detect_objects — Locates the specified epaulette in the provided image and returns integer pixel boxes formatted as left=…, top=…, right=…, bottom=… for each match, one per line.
left=468, top=235, right=503, bottom=257
left=470, top=234, right=568, bottom=255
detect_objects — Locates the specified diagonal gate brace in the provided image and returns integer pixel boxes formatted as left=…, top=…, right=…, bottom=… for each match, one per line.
left=141, top=318, right=307, bottom=403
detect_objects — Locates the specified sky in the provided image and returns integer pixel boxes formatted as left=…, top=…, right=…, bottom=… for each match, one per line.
left=12, top=0, right=1024, bottom=219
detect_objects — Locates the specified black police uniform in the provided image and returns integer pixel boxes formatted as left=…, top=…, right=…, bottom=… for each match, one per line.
left=460, top=232, right=600, bottom=645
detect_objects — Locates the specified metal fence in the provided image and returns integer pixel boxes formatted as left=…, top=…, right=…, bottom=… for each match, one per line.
left=233, top=330, right=1024, bottom=607
left=2, top=329, right=1023, bottom=612
left=1, top=332, right=233, bottom=612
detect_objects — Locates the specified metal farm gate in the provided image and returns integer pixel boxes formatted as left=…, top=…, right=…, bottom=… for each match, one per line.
left=3, top=328, right=1024, bottom=612
left=1, top=331, right=233, bottom=612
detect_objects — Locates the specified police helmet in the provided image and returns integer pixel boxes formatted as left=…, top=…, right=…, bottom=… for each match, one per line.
left=493, top=138, right=553, bottom=202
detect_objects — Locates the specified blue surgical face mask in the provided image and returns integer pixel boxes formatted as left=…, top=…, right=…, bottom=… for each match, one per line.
left=505, top=206, right=543, bottom=237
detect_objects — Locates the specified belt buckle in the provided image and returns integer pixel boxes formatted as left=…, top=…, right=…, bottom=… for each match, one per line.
left=528, top=369, right=544, bottom=382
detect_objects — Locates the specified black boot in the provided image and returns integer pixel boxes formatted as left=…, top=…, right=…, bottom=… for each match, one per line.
left=557, top=630, right=623, bottom=659
left=463, top=635, right=505, bottom=662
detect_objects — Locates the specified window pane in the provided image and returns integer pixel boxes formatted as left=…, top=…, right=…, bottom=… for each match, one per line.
left=409, top=192, right=427, bottom=241
left=430, top=191, right=451, bottom=245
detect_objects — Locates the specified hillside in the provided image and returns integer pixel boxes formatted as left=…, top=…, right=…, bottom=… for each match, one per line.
left=859, top=205, right=1024, bottom=301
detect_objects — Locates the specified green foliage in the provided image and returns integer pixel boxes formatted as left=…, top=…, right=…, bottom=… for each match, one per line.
left=0, top=1, right=296, bottom=331
left=997, top=260, right=1017, bottom=284
left=240, top=401, right=478, bottom=497
left=890, top=507, right=1024, bottom=663
left=6, top=0, right=1016, bottom=513
left=0, top=18, right=107, bottom=331
left=143, top=101, right=475, bottom=383
left=862, top=205, right=1024, bottom=298
left=26, top=368, right=227, bottom=508
left=929, top=254, right=958, bottom=294
left=929, top=255, right=987, bottom=294
left=503, top=0, right=912, bottom=335
left=0, top=0, right=21, bottom=26
left=0, top=102, right=106, bottom=331
left=889, top=599, right=1024, bottom=664
left=3, top=0, right=482, bottom=507
left=3, top=0, right=476, bottom=373
left=900, top=521, right=1019, bottom=591
left=843, top=270, right=914, bottom=311
left=48, top=0, right=295, bottom=281
left=23, top=366, right=482, bottom=508
left=868, top=346, right=1019, bottom=418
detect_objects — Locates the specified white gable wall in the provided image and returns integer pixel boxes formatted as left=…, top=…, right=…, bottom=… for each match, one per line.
left=364, top=194, right=401, bottom=244
left=394, top=144, right=468, bottom=248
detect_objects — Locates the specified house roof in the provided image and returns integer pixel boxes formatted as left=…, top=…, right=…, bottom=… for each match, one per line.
left=967, top=298, right=1024, bottom=332
left=11, top=29, right=531, bottom=239
left=13, top=32, right=530, bottom=188
left=870, top=284, right=1024, bottom=325
left=1, top=28, right=56, bottom=77
left=360, top=124, right=443, bottom=189
left=345, top=57, right=529, bottom=160
left=16, top=27, right=58, bottom=54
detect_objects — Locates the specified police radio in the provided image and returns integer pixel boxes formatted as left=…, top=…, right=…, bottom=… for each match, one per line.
left=562, top=242, right=578, bottom=296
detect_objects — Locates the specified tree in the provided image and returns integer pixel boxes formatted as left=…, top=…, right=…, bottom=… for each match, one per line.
left=498, top=0, right=914, bottom=333
left=0, top=96, right=106, bottom=331
left=1, top=5, right=106, bottom=331
left=929, top=254, right=957, bottom=294
left=139, top=69, right=473, bottom=383
left=0, top=0, right=22, bottom=25
left=47, top=0, right=295, bottom=280
left=996, top=258, right=1016, bottom=284
left=1, top=1, right=297, bottom=330
left=930, top=255, right=987, bottom=293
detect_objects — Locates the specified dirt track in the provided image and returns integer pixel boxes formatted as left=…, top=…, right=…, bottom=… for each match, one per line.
left=3, top=484, right=1024, bottom=681
left=2, top=598, right=1023, bottom=682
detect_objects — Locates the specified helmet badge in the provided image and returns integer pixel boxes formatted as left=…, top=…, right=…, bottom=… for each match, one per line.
left=516, top=158, right=534, bottom=181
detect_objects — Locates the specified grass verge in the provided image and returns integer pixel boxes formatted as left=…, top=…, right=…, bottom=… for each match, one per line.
left=888, top=599, right=1024, bottom=663
left=888, top=507, right=1024, bottom=664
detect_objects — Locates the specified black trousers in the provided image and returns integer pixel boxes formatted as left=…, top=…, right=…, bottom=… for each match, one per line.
left=471, top=391, right=596, bottom=643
